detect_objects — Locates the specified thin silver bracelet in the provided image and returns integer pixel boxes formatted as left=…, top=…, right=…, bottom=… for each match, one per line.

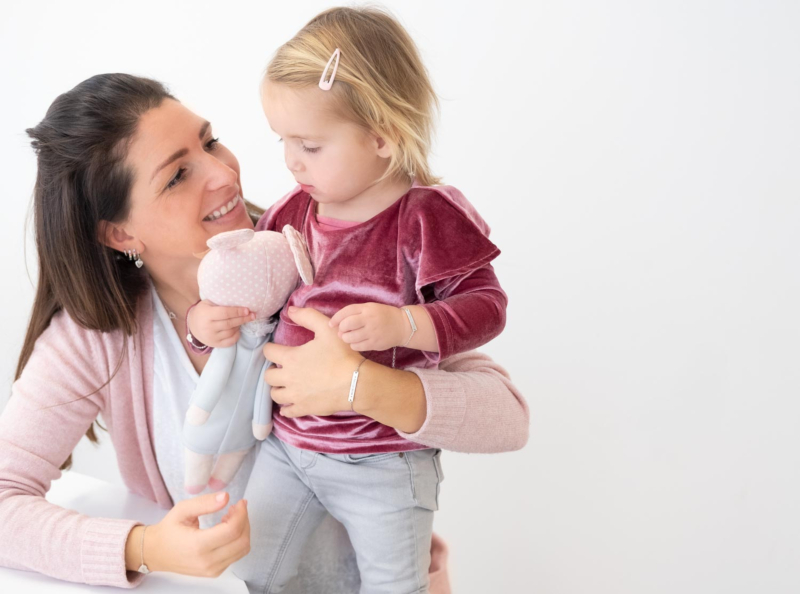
left=400, top=307, right=418, bottom=347
left=348, top=358, right=367, bottom=411
left=392, top=307, right=419, bottom=368
left=138, top=525, right=151, bottom=574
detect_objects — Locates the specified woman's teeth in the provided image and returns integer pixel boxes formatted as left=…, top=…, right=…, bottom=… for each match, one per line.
left=205, top=196, right=241, bottom=221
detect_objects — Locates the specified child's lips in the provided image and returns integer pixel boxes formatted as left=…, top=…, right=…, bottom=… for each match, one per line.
left=299, top=183, right=314, bottom=193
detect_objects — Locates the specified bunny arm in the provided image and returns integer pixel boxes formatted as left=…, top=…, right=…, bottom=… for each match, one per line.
left=186, top=344, right=238, bottom=419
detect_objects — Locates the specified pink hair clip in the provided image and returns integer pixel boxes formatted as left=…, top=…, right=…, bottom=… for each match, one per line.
left=319, top=48, right=341, bottom=91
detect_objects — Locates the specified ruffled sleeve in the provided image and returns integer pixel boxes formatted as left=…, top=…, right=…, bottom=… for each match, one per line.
left=400, top=186, right=507, bottom=362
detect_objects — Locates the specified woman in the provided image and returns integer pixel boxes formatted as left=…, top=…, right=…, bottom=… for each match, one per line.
left=0, top=73, right=528, bottom=591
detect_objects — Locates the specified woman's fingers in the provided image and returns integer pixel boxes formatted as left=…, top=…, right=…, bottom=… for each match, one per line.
left=263, top=342, right=294, bottom=365
left=205, top=500, right=248, bottom=548
left=171, top=492, right=229, bottom=525
left=349, top=340, right=374, bottom=352
left=286, top=306, right=333, bottom=334
left=270, top=386, right=295, bottom=406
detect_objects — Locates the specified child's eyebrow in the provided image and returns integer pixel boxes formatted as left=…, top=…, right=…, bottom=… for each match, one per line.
left=268, top=125, right=323, bottom=141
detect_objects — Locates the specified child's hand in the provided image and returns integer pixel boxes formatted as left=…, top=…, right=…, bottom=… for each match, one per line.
left=188, top=299, right=255, bottom=348
left=328, top=303, right=407, bottom=352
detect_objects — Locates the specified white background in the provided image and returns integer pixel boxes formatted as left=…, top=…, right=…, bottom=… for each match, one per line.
left=2, top=1, right=799, bottom=593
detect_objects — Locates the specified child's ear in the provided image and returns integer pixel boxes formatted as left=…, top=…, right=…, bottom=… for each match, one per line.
left=374, top=135, right=394, bottom=160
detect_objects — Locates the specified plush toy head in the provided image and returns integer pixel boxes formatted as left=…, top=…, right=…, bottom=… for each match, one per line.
left=198, top=225, right=313, bottom=321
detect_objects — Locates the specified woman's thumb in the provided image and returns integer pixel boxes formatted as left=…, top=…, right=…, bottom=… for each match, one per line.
left=173, top=491, right=229, bottom=521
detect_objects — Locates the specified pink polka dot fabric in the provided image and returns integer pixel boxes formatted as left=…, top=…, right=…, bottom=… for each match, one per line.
left=198, top=228, right=303, bottom=320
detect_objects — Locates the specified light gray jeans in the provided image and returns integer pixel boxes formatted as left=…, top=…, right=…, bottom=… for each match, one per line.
left=233, top=433, right=444, bottom=594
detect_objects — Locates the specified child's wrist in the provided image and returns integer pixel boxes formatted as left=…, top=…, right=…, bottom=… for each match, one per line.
left=391, top=306, right=410, bottom=347
left=185, top=301, right=211, bottom=354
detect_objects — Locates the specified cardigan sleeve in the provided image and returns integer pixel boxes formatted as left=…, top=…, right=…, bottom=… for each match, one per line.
left=0, top=310, right=144, bottom=588
left=396, top=351, right=529, bottom=453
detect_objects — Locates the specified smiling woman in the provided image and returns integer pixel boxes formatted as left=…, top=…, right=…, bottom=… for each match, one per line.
left=0, top=72, right=528, bottom=592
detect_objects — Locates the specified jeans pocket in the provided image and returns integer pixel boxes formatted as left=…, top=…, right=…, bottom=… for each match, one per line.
left=408, top=449, right=443, bottom=512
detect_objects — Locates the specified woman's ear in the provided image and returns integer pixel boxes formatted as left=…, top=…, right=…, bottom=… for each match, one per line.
left=97, top=220, right=140, bottom=253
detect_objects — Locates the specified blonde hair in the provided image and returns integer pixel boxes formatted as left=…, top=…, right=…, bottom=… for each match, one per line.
left=265, top=6, right=441, bottom=186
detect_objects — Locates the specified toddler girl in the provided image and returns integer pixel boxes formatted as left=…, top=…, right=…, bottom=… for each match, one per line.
left=189, top=7, right=508, bottom=593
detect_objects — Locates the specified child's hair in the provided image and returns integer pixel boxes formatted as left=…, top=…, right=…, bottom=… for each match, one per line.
left=265, top=6, right=442, bottom=186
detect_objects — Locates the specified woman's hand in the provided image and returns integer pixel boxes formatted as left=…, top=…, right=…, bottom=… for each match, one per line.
left=125, top=492, right=250, bottom=577
left=263, top=307, right=364, bottom=418
left=263, top=306, right=428, bottom=433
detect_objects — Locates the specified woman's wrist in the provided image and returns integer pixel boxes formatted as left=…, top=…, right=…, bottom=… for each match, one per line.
left=124, top=525, right=145, bottom=572
left=125, top=523, right=161, bottom=573
left=352, top=360, right=427, bottom=433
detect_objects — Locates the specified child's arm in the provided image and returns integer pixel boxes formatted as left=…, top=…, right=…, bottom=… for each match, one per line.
left=329, top=302, right=438, bottom=352
left=187, top=300, right=255, bottom=349
left=329, top=264, right=507, bottom=359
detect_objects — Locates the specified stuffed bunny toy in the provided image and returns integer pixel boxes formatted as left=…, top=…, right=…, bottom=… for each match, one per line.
left=183, top=225, right=313, bottom=494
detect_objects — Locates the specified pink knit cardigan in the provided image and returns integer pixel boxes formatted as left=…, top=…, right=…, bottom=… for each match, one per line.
left=0, top=292, right=528, bottom=589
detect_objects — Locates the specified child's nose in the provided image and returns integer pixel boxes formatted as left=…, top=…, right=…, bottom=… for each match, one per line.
left=285, top=146, right=304, bottom=174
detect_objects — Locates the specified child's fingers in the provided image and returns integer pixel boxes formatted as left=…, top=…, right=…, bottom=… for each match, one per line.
left=341, top=329, right=369, bottom=345
left=212, top=306, right=251, bottom=322
left=329, top=304, right=362, bottom=328
left=211, top=313, right=255, bottom=330
left=337, top=315, right=366, bottom=334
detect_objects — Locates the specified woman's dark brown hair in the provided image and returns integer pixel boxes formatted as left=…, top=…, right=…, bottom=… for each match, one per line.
left=18, top=73, right=262, bottom=469
left=18, top=74, right=174, bottom=467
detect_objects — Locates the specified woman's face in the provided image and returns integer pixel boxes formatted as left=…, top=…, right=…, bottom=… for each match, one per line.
left=123, top=99, right=253, bottom=264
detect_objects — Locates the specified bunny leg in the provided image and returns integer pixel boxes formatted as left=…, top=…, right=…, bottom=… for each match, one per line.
left=208, top=448, right=251, bottom=491
left=184, top=448, right=214, bottom=494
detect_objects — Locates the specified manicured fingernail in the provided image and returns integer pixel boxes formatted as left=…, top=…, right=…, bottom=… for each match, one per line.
left=288, top=306, right=298, bottom=313
left=216, top=492, right=226, bottom=502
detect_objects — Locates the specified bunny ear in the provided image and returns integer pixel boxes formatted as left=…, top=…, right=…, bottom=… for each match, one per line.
left=282, top=224, right=314, bottom=285
left=206, top=228, right=255, bottom=251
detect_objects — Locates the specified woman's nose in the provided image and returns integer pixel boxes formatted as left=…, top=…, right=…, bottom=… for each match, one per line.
left=205, top=154, right=239, bottom=191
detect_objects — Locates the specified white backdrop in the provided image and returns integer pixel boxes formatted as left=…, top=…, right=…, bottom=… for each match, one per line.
left=2, top=1, right=799, bottom=593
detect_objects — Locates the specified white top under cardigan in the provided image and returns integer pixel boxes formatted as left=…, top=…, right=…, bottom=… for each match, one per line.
left=151, top=288, right=359, bottom=593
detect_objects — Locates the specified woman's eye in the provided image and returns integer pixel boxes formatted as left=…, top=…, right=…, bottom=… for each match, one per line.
left=167, top=167, right=186, bottom=190
left=205, top=136, right=220, bottom=150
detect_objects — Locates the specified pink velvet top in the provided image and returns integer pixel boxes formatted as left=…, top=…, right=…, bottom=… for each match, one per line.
left=256, top=183, right=508, bottom=454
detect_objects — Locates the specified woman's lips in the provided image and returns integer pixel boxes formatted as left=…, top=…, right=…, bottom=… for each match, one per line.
left=203, top=195, right=242, bottom=223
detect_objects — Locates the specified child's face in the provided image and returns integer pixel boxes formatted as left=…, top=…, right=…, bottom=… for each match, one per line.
left=261, top=82, right=392, bottom=206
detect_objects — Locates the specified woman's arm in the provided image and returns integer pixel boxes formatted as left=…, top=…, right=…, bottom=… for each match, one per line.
left=0, top=311, right=250, bottom=587
left=264, top=307, right=529, bottom=453
left=0, top=313, right=145, bottom=587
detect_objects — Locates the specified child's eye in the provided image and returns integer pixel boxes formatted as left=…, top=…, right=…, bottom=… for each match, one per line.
left=302, top=145, right=320, bottom=154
